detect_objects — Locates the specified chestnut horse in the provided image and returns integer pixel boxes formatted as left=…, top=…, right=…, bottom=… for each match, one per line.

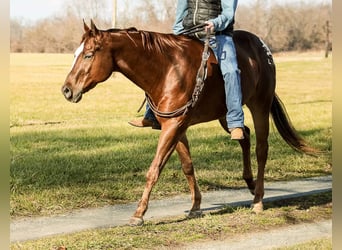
left=62, top=20, right=316, bottom=226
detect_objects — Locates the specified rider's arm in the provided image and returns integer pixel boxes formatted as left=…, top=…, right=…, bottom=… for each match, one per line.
left=173, top=0, right=188, bottom=35
left=208, top=0, right=237, bottom=32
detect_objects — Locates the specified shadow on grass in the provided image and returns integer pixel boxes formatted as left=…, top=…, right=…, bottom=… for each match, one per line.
left=155, top=191, right=332, bottom=226
left=10, top=124, right=331, bottom=205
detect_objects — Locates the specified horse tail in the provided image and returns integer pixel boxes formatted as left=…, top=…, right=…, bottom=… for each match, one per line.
left=270, top=93, right=319, bottom=155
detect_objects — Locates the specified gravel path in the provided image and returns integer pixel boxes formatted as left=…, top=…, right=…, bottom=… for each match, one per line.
left=179, top=220, right=331, bottom=250
left=11, top=175, right=332, bottom=245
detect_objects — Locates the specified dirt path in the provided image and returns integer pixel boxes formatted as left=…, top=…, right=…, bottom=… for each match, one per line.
left=11, top=175, right=332, bottom=245
left=178, top=220, right=331, bottom=250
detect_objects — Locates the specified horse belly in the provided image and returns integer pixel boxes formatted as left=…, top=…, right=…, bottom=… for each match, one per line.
left=190, top=74, right=227, bottom=124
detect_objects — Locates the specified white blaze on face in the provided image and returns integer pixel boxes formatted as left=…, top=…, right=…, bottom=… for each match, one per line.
left=70, top=42, right=85, bottom=70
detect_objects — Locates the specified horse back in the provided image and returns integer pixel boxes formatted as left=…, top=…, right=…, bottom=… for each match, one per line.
left=155, top=30, right=276, bottom=126
left=190, top=30, right=276, bottom=124
left=233, top=30, right=276, bottom=106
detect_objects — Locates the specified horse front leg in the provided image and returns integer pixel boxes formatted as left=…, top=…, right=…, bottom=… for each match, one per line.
left=176, top=134, right=202, bottom=218
left=129, top=122, right=183, bottom=226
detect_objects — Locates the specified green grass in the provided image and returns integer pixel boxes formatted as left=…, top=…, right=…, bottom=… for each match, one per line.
left=10, top=52, right=332, bottom=218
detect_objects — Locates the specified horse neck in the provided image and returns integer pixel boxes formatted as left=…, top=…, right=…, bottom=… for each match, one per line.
left=109, top=31, right=166, bottom=94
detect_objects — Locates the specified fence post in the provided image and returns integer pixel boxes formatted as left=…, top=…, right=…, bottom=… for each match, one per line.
left=325, top=20, right=331, bottom=58
left=112, top=0, right=117, bottom=28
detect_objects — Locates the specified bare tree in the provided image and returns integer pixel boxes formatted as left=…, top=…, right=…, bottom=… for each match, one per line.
left=10, top=1, right=332, bottom=53
left=236, top=2, right=331, bottom=52
left=117, top=0, right=176, bottom=32
left=10, top=18, right=24, bottom=52
left=63, top=0, right=111, bottom=26
left=236, top=0, right=269, bottom=38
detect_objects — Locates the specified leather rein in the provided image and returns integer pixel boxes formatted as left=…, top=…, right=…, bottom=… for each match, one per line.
left=145, top=24, right=211, bottom=118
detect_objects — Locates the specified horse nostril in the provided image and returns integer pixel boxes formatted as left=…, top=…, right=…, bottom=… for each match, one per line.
left=62, top=86, right=72, bottom=99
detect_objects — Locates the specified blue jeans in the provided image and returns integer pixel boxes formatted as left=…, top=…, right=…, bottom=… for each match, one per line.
left=210, top=35, right=244, bottom=129
left=144, top=102, right=156, bottom=121
left=145, top=35, right=244, bottom=129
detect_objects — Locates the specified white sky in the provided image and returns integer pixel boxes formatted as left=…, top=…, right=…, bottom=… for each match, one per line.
left=10, top=0, right=331, bottom=22
left=10, top=0, right=64, bottom=21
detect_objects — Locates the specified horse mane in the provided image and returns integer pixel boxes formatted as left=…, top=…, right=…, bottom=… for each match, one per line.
left=82, top=26, right=196, bottom=55
left=140, top=30, right=190, bottom=54
left=114, top=28, right=195, bottom=54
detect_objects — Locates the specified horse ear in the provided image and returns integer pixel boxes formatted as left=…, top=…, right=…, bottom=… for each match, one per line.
left=90, top=19, right=99, bottom=36
left=83, top=19, right=90, bottom=32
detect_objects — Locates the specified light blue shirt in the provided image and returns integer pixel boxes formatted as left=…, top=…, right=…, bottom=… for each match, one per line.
left=173, top=0, right=238, bottom=35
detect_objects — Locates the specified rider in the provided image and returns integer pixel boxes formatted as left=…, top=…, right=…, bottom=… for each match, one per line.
left=129, top=0, right=245, bottom=140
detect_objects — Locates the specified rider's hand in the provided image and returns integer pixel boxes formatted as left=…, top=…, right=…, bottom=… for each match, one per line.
left=205, top=21, right=215, bottom=33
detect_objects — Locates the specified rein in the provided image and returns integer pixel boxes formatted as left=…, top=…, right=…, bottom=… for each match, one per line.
left=146, top=27, right=211, bottom=118
left=179, top=23, right=207, bottom=36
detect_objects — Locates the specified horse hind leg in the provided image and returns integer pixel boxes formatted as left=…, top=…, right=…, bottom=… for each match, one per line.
left=238, top=126, right=255, bottom=193
left=218, top=118, right=255, bottom=194
left=249, top=109, right=270, bottom=214
left=176, top=134, right=202, bottom=218
left=219, top=106, right=269, bottom=214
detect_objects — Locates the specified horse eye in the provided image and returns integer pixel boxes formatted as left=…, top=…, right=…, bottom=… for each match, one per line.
left=84, top=53, right=93, bottom=59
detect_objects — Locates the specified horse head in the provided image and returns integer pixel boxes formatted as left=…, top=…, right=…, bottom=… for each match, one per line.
left=61, top=20, right=114, bottom=103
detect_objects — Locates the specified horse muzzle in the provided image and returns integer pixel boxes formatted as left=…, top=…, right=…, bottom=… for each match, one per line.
left=61, top=85, right=83, bottom=103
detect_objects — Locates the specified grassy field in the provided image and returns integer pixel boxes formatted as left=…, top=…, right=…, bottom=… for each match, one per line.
left=10, top=51, right=332, bottom=220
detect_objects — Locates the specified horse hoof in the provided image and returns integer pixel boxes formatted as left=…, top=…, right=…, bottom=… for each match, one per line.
left=128, top=216, right=144, bottom=226
left=187, top=210, right=203, bottom=219
left=251, top=202, right=263, bottom=214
